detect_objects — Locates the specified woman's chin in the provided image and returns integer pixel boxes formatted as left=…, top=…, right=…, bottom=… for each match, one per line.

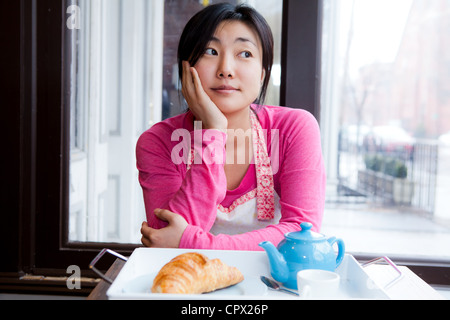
left=214, top=101, right=252, bottom=116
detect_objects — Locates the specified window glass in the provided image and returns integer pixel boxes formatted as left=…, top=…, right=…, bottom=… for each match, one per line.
left=68, top=0, right=164, bottom=243
left=320, top=0, right=450, bottom=260
left=68, top=0, right=282, bottom=244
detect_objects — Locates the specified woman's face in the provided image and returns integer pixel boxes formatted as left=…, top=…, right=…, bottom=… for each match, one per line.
left=193, top=20, right=265, bottom=115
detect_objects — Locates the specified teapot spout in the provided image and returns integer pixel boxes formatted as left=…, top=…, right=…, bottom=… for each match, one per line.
left=259, top=241, right=289, bottom=283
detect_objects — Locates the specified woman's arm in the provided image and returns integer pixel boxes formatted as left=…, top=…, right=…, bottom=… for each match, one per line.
left=179, top=215, right=305, bottom=251
left=139, top=108, right=325, bottom=251
left=136, top=126, right=227, bottom=230
left=137, top=61, right=230, bottom=230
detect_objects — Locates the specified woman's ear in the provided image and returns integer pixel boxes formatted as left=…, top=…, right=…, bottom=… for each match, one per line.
left=261, top=69, right=266, bottom=86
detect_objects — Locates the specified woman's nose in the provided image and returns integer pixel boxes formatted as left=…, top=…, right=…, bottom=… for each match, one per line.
left=217, top=55, right=234, bottom=79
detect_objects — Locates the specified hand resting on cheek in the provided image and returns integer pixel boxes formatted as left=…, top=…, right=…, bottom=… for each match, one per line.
left=181, top=61, right=228, bottom=132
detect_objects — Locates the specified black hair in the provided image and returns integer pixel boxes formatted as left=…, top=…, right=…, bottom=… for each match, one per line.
left=177, top=3, right=274, bottom=105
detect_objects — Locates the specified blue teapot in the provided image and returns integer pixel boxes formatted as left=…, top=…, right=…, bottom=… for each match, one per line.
left=259, top=222, right=345, bottom=289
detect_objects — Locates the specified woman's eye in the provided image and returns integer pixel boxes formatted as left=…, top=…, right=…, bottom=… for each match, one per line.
left=205, top=48, right=218, bottom=56
left=239, top=51, right=252, bottom=58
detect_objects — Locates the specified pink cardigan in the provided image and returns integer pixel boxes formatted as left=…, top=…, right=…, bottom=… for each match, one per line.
left=136, top=105, right=326, bottom=251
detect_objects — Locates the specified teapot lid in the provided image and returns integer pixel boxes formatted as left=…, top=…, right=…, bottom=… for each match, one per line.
left=286, top=222, right=325, bottom=242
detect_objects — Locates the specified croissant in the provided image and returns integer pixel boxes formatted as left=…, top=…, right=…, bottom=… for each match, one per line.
left=151, top=252, right=244, bottom=294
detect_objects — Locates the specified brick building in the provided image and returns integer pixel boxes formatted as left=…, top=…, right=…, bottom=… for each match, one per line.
left=357, top=0, right=450, bottom=139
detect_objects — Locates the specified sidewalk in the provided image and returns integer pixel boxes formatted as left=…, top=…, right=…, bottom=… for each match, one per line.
left=321, top=189, right=450, bottom=261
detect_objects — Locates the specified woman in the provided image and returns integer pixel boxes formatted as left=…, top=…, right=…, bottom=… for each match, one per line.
left=136, top=3, right=326, bottom=251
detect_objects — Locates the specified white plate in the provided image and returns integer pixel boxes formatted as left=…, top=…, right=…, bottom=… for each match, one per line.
left=122, top=274, right=267, bottom=297
left=107, top=248, right=272, bottom=300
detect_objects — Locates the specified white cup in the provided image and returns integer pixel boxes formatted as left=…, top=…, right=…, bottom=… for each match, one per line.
left=297, top=269, right=340, bottom=299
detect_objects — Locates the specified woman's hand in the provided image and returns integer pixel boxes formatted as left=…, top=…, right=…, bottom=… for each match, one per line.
left=140, top=209, right=188, bottom=248
left=182, top=61, right=228, bottom=131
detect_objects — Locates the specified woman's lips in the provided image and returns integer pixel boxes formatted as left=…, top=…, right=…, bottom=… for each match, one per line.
left=211, top=85, right=239, bottom=94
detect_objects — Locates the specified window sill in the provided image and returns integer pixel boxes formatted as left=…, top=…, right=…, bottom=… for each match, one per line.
left=0, top=272, right=98, bottom=297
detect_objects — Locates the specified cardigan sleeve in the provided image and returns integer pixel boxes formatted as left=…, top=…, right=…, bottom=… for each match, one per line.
left=136, top=124, right=227, bottom=231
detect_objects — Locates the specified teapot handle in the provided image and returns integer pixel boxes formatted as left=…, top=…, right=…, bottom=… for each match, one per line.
left=327, top=237, right=345, bottom=269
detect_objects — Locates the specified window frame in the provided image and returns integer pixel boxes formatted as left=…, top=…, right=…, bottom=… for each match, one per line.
left=2, top=0, right=449, bottom=295
left=1, top=0, right=133, bottom=294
